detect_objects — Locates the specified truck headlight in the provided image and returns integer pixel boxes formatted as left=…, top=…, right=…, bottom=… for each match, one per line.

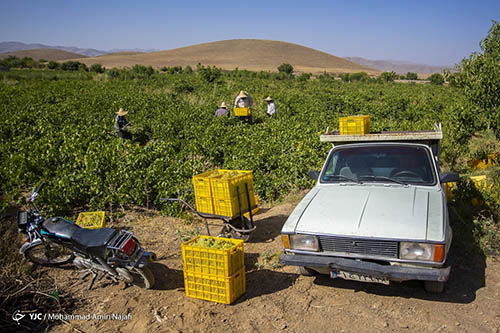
left=290, top=234, right=320, bottom=252
left=399, top=242, right=434, bottom=261
left=400, top=242, right=446, bottom=262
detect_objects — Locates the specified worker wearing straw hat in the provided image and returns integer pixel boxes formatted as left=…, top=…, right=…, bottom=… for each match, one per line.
left=234, top=90, right=253, bottom=124
left=215, top=102, right=230, bottom=117
left=265, top=96, right=276, bottom=117
left=234, top=90, right=253, bottom=108
left=114, top=108, right=132, bottom=139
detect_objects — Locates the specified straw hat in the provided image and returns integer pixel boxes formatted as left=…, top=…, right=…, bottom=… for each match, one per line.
left=220, top=102, right=227, bottom=108
left=116, top=108, right=128, bottom=116
left=237, top=90, right=248, bottom=98
left=264, top=96, right=273, bottom=101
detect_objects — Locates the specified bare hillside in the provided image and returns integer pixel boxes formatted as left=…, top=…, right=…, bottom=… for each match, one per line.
left=74, top=39, right=378, bottom=74
left=0, top=48, right=87, bottom=61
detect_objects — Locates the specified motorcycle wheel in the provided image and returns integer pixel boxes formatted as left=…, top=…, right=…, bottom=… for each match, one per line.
left=24, top=242, right=74, bottom=266
left=129, top=266, right=155, bottom=289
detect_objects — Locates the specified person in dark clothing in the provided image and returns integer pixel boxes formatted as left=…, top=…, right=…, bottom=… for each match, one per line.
left=215, top=102, right=230, bottom=117
left=114, top=108, right=132, bottom=140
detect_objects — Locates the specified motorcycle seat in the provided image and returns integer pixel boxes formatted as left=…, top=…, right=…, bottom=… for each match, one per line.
left=42, top=217, right=80, bottom=239
left=72, top=227, right=117, bottom=254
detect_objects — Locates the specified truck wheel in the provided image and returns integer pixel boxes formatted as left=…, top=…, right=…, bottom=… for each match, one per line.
left=424, top=281, right=445, bottom=293
left=297, top=266, right=316, bottom=276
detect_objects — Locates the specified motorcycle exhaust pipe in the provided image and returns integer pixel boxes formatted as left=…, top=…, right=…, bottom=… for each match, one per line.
left=96, top=256, right=119, bottom=277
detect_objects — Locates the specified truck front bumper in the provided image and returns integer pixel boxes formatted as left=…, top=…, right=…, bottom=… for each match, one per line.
left=280, top=253, right=450, bottom=282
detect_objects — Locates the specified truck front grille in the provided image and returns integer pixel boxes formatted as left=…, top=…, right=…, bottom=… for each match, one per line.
left=318, top=235, right=398, bottom=258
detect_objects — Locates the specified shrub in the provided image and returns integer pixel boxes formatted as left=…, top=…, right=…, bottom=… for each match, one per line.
left=61, top=61, right=80, bottom=71
left=90, top=63, right=104, bottom=73
left=297, top=73, right=311, bottom=82
left=406, top=72, right=418, bottom=80
left=47, top=61, right=59, bottom=70
left=428, top=73, right=444, bottom=85
left=379, top=71, right=398, bottom=82
left=196, top=64, right=221, bottom=83
left=277, top=63, right=294, bottom=75
left=106, top=68, right=121, bottom=80
left=350, top=72, right=370, bottom=82
left=452, top=20, right=500, bottom=133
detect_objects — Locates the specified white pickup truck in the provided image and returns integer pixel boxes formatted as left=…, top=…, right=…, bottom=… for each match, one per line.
left=280, top=125, right=459, bottom=293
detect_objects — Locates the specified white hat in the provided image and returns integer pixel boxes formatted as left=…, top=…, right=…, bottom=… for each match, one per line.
left=220, top=102, right=227, bottom=108
left=264, top=96, right=273, bottom=101
left=237, top=90, right=248, bottom=98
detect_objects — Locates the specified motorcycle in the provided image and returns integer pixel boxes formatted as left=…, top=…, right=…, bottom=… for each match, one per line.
left=16, top=182, right=156, bottom=289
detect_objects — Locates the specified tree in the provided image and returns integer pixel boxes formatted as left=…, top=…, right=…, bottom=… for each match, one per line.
left=61, top=61, right=81, bottom=71
left=428, top=73, right=444, bottom=85
left=47, top=61, right=59, bottom=70
left=90, top=63, right=104, bottom=73
left=297, top=73, right=311, bottom=81
left=277, top=63, right=294, bottom=75
left=406, top=72, right=418, bottom=80
left=379, top=71, right=397, bottom=82
left=452, top=20, right=500, bottom=132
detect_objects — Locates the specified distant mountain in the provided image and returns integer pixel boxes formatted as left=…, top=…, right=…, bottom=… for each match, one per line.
left=0, top=41, right=105, bottom=57
left=344, top=57, right=452, bottom=74
left=0, top=48, right=88, bottom=61
left=74, top=39, right=378, bottom=74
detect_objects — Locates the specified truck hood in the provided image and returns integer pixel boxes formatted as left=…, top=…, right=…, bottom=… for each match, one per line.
left=293, top=185, right=444, bottom=241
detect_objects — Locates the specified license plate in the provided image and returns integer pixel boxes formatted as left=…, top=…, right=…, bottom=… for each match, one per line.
left=331, top=270, right=390, bottom=285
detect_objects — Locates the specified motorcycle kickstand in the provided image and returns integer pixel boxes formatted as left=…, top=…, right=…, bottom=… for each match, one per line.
left=88, top=271, right=99, bottom=290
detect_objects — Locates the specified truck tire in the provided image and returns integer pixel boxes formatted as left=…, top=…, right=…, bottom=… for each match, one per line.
left=297, top=266, right=316, bottom=276
left=424, top=281, right=445, bottom=293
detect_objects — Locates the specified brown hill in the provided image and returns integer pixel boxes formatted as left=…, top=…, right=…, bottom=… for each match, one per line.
left=0, top=48, right=87, bottom=61
left=74, top=39, right=378, bottom=74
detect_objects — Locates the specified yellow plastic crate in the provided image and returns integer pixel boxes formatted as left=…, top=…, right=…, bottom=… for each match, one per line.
left=211, top=170, right=255, bottom=200
left=233, top=107, right=251, bottom=116
left=182, top=235, right=244, bottom=277
left=244, top=195, right=259, bottom=219
left=470, top=175, right=487, bottom=188
left=443, top=182, right=456, bottom=201
left=213, top=191, right=256, bottom=217
left=339, top=115, right=370, bottom=135
left=184, top=268, right=245, bottom=304
left=193, top=170, right=220, bottom=198
left=76, top=211, right=105, bottom=229
left=195, top=196, right=214, bottom=215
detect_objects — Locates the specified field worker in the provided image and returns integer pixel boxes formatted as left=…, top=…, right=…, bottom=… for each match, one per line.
left=215, top=102, right=230, bottom=117
left=234, top=90, right=253, bottom=108
left=265, top=96, right=276, bottom=117
left=114, top=108, right=132, bottom=140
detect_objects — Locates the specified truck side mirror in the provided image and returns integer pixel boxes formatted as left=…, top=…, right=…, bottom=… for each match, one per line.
left=308, top=170, right=320, bottom=181
left=440, top=172, right=459, bottom=183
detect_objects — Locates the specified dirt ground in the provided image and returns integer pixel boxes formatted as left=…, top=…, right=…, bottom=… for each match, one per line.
left=27, top=194, right=500, bottom=332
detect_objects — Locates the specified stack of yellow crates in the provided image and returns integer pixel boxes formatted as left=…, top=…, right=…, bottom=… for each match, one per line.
left=192, top=169, right=257, bottom=217
left=182, top=235, right=246, bottom=304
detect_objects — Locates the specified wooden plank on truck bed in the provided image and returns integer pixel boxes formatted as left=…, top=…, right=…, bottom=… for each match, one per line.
left=320, top=123, right=443, bottom=143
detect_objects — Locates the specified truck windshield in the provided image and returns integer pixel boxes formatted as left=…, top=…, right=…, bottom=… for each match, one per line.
left=321, top=145, right=436, bottom=186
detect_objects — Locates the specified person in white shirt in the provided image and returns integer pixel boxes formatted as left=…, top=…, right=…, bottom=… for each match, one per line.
left=234, top=90, right=253, bottom=123
left=234, top=90, right=253, bottom=108
left=265, top=96, right=276, bottom=117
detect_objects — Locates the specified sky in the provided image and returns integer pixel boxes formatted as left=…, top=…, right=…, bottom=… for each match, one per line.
left=0, top=0, right=498, bottom=66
